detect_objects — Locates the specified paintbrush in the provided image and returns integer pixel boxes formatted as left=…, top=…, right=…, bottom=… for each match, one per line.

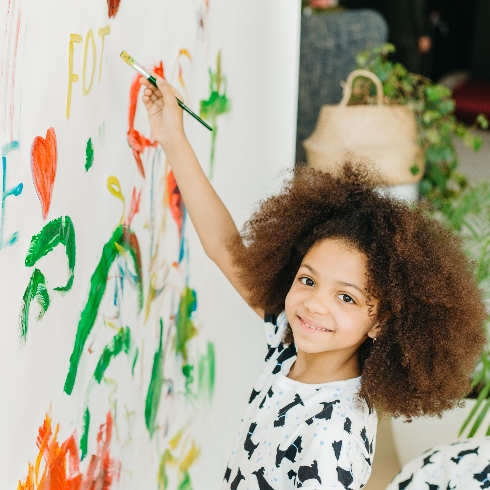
left=120, top=50, right=213, bottom=131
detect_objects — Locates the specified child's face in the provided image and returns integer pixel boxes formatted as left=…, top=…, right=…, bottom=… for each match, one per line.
left=285, top=238, right=379, bottom=357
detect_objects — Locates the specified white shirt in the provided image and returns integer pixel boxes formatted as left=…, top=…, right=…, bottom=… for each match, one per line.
left=222, top=311, right=377, bottom=490
left=387, top=437, right=490, bottom=490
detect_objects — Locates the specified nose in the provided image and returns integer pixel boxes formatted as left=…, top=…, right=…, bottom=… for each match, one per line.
left=303, top=293, right=329, bottom=315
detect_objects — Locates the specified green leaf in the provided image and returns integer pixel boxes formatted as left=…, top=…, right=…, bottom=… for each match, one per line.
left=410, top=165, right=420, bottom=176
left=472, top=136, right=483, bottom=152
left=477, top=114, right=489, bottom=129
left=459, top=380, right=490, bottom=436
left=422, top=110, right=442, bottom=125
left=469, top=397, right=490, bottom=437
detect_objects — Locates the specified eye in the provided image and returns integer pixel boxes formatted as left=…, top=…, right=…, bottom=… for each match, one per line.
left=300, top=276, right=315, bottom=287
left=338, top=294, right=355, bottom=304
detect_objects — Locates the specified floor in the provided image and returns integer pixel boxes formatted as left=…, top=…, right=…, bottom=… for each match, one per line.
left=364, top=129, right=490, bottom=490
left=453, top=129, right=490, bottom=184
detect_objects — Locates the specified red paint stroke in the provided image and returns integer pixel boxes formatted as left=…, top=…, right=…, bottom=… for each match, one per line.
left=18, top=412, right=120, bottom=490
left=107, top=0, right=121, bottom=18
left=166, top=170, right=184, bottom=236
left=125, top=187, right=141, bottom=226
left=127, top=62, right=164, bottom=178
left=30, top=127, right=57, bottom=220
left=83, top=412, right=120, bottom=488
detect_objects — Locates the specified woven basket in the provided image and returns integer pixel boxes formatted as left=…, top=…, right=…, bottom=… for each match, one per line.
left=303, top=69, right=424, bottom=185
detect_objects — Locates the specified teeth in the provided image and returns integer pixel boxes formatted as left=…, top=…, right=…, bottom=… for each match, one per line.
left=304, top=321, right=329, bottom=332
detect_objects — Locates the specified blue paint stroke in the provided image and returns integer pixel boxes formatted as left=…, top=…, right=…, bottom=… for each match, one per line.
left=1, top=141, right=23, bottom=249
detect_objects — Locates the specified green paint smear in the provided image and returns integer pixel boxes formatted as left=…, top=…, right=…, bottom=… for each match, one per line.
left=198, top=341, right=215, bottom=401
left=175, top=286, right=198, bottom=363
left=132, top=347, right=139, bottom=376
left=178, top=471, right=192, bottom=490
left=93, top=326, right=131, bottom=383
left=80, top=407, right=90, bottom=460
left=182, top=364, right=194, bottom=396
left=158, top=449, right=172, bottom=490
left=19, top=268, right=50, bottom=342
left=145, top=319, right=164, bottom=438
left=25, top=216, right=76, bottom=293
left=64, top=224, right=143, bottom=395
left=199, top=51, right=231, bottom=179
left=85, top=138, right=94, bottom=171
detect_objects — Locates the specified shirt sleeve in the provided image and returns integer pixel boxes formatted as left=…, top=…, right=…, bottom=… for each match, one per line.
left=293, top=418, right=373, bottom=490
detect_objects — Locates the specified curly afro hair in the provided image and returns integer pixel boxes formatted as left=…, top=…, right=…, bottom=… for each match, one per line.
left=229, top=162, right=487, bottom=419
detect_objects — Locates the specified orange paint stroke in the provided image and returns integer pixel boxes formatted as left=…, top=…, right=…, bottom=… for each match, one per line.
left=30, top=127, right=57, bottom=220
left=125, top=187, right=141, bottom=226
left=166, top=170, right=184, bottom=237
left=107, top=0, right=121, bottom=18
left=127, top=62, right=164, bottom=178
left=17, top=412, right=120, bottom=490
left=170, top=50, right=192, bottom=103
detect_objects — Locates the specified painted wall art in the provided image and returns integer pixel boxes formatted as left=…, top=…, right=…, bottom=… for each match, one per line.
left=0, top=0, right=300, bottom=488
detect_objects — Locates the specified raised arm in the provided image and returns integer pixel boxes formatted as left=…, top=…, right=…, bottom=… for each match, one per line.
left=140, top=76, right=263, bottom=318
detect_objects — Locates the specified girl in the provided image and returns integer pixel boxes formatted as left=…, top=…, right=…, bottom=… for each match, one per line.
left=140, top=76, right=486, bottom=490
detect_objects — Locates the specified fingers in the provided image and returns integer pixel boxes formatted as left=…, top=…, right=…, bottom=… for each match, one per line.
left=139, top=76, right=162, bottom=98
left=154, top=77, right=181, bottom=108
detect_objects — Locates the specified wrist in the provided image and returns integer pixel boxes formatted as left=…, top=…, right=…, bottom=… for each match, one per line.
left=159, top=131, right=191, bottom=156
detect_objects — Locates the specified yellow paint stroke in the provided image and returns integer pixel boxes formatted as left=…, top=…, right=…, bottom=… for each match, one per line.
left=82, top=28, right=96, bottom=95
left=179, top=442, right=200, bottom=473
left=107, top=176, right=126, bottom=224
left=170, top=49, right=192, bottom=103
left=66, top=34, right=82, bottom=119
left=103, top=377, right=119, bottom=438
left=169, top=428, right=184, bottom=450
left=114, top=241, right=127, bottom=257
left=216, top=51, right=222, bottom=93
left=97, top=26, right=110, bottom=81
left=122, top=405, right=136, bottom=448
left=144, top=160, right=170, bottom=322
left=104, top=319, right=121, bottom=332
left=35, top=417, right=60, bottom=485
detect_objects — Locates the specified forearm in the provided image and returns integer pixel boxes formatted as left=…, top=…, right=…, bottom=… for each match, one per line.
left=162, top=134, right=242, bottom=264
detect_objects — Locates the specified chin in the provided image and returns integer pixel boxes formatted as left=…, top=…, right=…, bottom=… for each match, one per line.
left=291, top=331, right=328, bottom=354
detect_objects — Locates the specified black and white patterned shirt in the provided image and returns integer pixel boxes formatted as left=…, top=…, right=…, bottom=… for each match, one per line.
left=387, top=437, right=490, bottom=490
left=222, top=311, right=377, bottom=490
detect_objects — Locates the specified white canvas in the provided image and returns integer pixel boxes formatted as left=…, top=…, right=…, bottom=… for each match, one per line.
left=0, top=0, right=300, bottom=487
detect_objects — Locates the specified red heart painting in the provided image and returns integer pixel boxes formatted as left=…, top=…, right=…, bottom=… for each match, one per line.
left=31, top=127, right=57, bottom=220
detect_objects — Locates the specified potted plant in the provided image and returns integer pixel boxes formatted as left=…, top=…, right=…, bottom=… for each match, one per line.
left=354, top=44, right=487, bottom=208
left=353, top=43, right=490, bottom=465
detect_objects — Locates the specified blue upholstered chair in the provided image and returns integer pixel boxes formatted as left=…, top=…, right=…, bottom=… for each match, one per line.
left=296, top=9, right=388, bottom=162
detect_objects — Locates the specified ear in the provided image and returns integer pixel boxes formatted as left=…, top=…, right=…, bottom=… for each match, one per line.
left=367, top=321, right=381, bottom=340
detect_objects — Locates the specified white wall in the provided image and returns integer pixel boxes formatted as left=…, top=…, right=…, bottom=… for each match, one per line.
left=0, top=0, right=300, bottom=487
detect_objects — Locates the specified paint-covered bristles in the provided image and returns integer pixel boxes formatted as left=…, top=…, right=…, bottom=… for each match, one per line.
left=120, top=50, right=134, bottom=66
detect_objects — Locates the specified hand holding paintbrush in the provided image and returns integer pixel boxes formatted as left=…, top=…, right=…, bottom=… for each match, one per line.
left=140, top=75, right=187, bottom=149
left=120, top=51, right=212, bottom=131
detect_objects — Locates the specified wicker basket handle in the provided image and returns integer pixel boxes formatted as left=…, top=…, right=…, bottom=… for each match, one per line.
left=339, top=69, right=384, bottom=107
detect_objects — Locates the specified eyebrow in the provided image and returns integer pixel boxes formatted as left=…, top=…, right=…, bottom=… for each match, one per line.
left=299, top=264, right=365, bottom=296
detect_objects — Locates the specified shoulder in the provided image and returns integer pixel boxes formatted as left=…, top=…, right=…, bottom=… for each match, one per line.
left=262, top=311, right=297, bottom=371
left=264, top=310, right=288, bottom=348
left=387, top=437, right=490, bottom=490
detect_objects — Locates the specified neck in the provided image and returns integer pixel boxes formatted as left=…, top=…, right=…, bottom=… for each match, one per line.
left=287, top=348, right=361, bottom=384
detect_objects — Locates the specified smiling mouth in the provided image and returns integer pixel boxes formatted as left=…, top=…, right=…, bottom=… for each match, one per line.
left=299, top=316, right=332, bottom=333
